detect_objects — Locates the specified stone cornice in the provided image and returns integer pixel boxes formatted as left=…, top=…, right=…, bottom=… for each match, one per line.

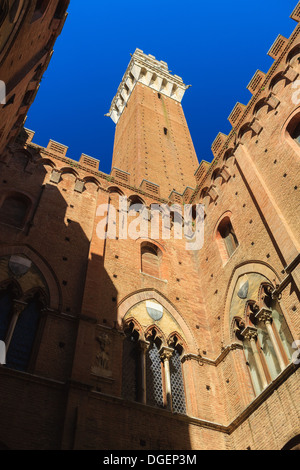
left=108, top=48, right=189, bottom=124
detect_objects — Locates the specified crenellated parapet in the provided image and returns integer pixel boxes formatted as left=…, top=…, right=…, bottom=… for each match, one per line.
left=107, top=48, right=189, bottom=124
left=190, top=3, right=300, bottom=204
left=11, top=128, right=171, bottom=204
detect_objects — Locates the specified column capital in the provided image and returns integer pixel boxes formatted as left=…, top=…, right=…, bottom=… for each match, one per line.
left=138, top=340, right=150, bottom=353
left=241, top=326, right=258, bottom=342
left=12, top=300, right=27, bottom=316
left=255, top=307, right=273, bottom=324
left=159, top=346, right=174, bottom=361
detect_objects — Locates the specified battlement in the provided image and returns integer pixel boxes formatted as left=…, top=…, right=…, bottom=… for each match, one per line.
left=21, top=129, right=170, bottom=203
left=208, top=2, right=300, bottom=170
left=79, top=154, right=100, bottom=171
left=47, top=139, right=68, bottom=157
left=108, top=48, right=189, bottom=124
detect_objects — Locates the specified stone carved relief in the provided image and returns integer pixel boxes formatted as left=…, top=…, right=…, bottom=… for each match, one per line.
left=91, top=333, right=112, bottom=378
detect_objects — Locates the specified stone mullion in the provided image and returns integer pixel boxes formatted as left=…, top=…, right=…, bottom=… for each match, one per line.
left=5, top=300, right=27, bottom=350
left=160, top=347, right=174, bottom=411
left=255, top=308, right=286, bottom=372
left=242, top=327, right=269, bottom=390
left=138, top=340, right=150, bottom=404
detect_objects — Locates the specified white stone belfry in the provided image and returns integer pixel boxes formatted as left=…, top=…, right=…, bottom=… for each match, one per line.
left=107, top=49, right=190, bottom=124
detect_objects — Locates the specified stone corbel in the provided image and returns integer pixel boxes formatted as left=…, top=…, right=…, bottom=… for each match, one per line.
left=250, top=118, right=263, bottom=136
left=74, top=179, right=85, bottom=193
left=266, top=93, right=280, bottom=110
left=283, top=65, right=299, bottom=83
left=50, top=169, right=61, bottom=184
left=207, top=185, right=219, bottom=202
left=220, top=165, right=231, bottom=183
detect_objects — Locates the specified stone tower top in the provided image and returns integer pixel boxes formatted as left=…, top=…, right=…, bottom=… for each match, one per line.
left=108, top=48, right=189, bottom=124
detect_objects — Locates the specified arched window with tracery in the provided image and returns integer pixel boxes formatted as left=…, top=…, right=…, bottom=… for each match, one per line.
left=121, top=307, right=187, bottom=415
left=234, top=283, right=294, bottom=396
left=0, top=283, right=46, bottom=372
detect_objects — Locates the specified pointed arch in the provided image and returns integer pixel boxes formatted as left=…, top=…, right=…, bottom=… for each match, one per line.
left=0, top=278, right=22, bottom=298
left=222, top=261, right=281, bottom=345
left=83, top=176, right=101, bottom=188
left=107, top=185, right=124, bottom=196
left=238, top=122, right=253, bottom=140
left=144, top=323, right=166, bottom=347
left=253, top=98, right=272, bottom=118
left=286, top=44, right=300, bottom=66
left=117, top=289, right=197, bottom=352
left=223, top=148, right=235, bottom=162
left=37, top=158, right=56, bottom=169
left=269, top=72, right=288, bottom=93
left=0, top=245, right=61, bottom=310
left=60, top=167, right=79, bottom=178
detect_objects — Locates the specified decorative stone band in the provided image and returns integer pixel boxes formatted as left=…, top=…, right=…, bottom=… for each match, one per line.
left=107, top=48, right=189, bottom=124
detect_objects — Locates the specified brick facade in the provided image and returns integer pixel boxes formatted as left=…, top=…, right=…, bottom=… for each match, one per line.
left=0, top=0, right=299, bottom=451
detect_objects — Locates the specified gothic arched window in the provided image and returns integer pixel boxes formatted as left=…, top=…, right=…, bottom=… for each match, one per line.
left=291, top=122, right=300, bottom=146
left=286, top=113, right=300, bottom=151
left=141, top=243, right=162, bottom=278
left=31, top=0, right=50, bottom=23
left=122, top=321, right=186, bottom=414
left=0, top=288, right=44, bottom=372
left=235, top=285, right=294, bottom=396
left=217, top=216, right=239, bottom=262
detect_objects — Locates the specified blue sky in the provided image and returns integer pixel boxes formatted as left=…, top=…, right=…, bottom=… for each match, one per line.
left=26, top=0, right=298, bottom=175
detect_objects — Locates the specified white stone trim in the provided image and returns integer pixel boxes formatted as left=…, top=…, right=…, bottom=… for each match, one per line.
left=108, top=49, right=189, bottom=124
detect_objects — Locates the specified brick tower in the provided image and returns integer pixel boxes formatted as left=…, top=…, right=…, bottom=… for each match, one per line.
left=108, top=49, right=199, bottom=199
left=0, top=1, right=299, bottom=452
